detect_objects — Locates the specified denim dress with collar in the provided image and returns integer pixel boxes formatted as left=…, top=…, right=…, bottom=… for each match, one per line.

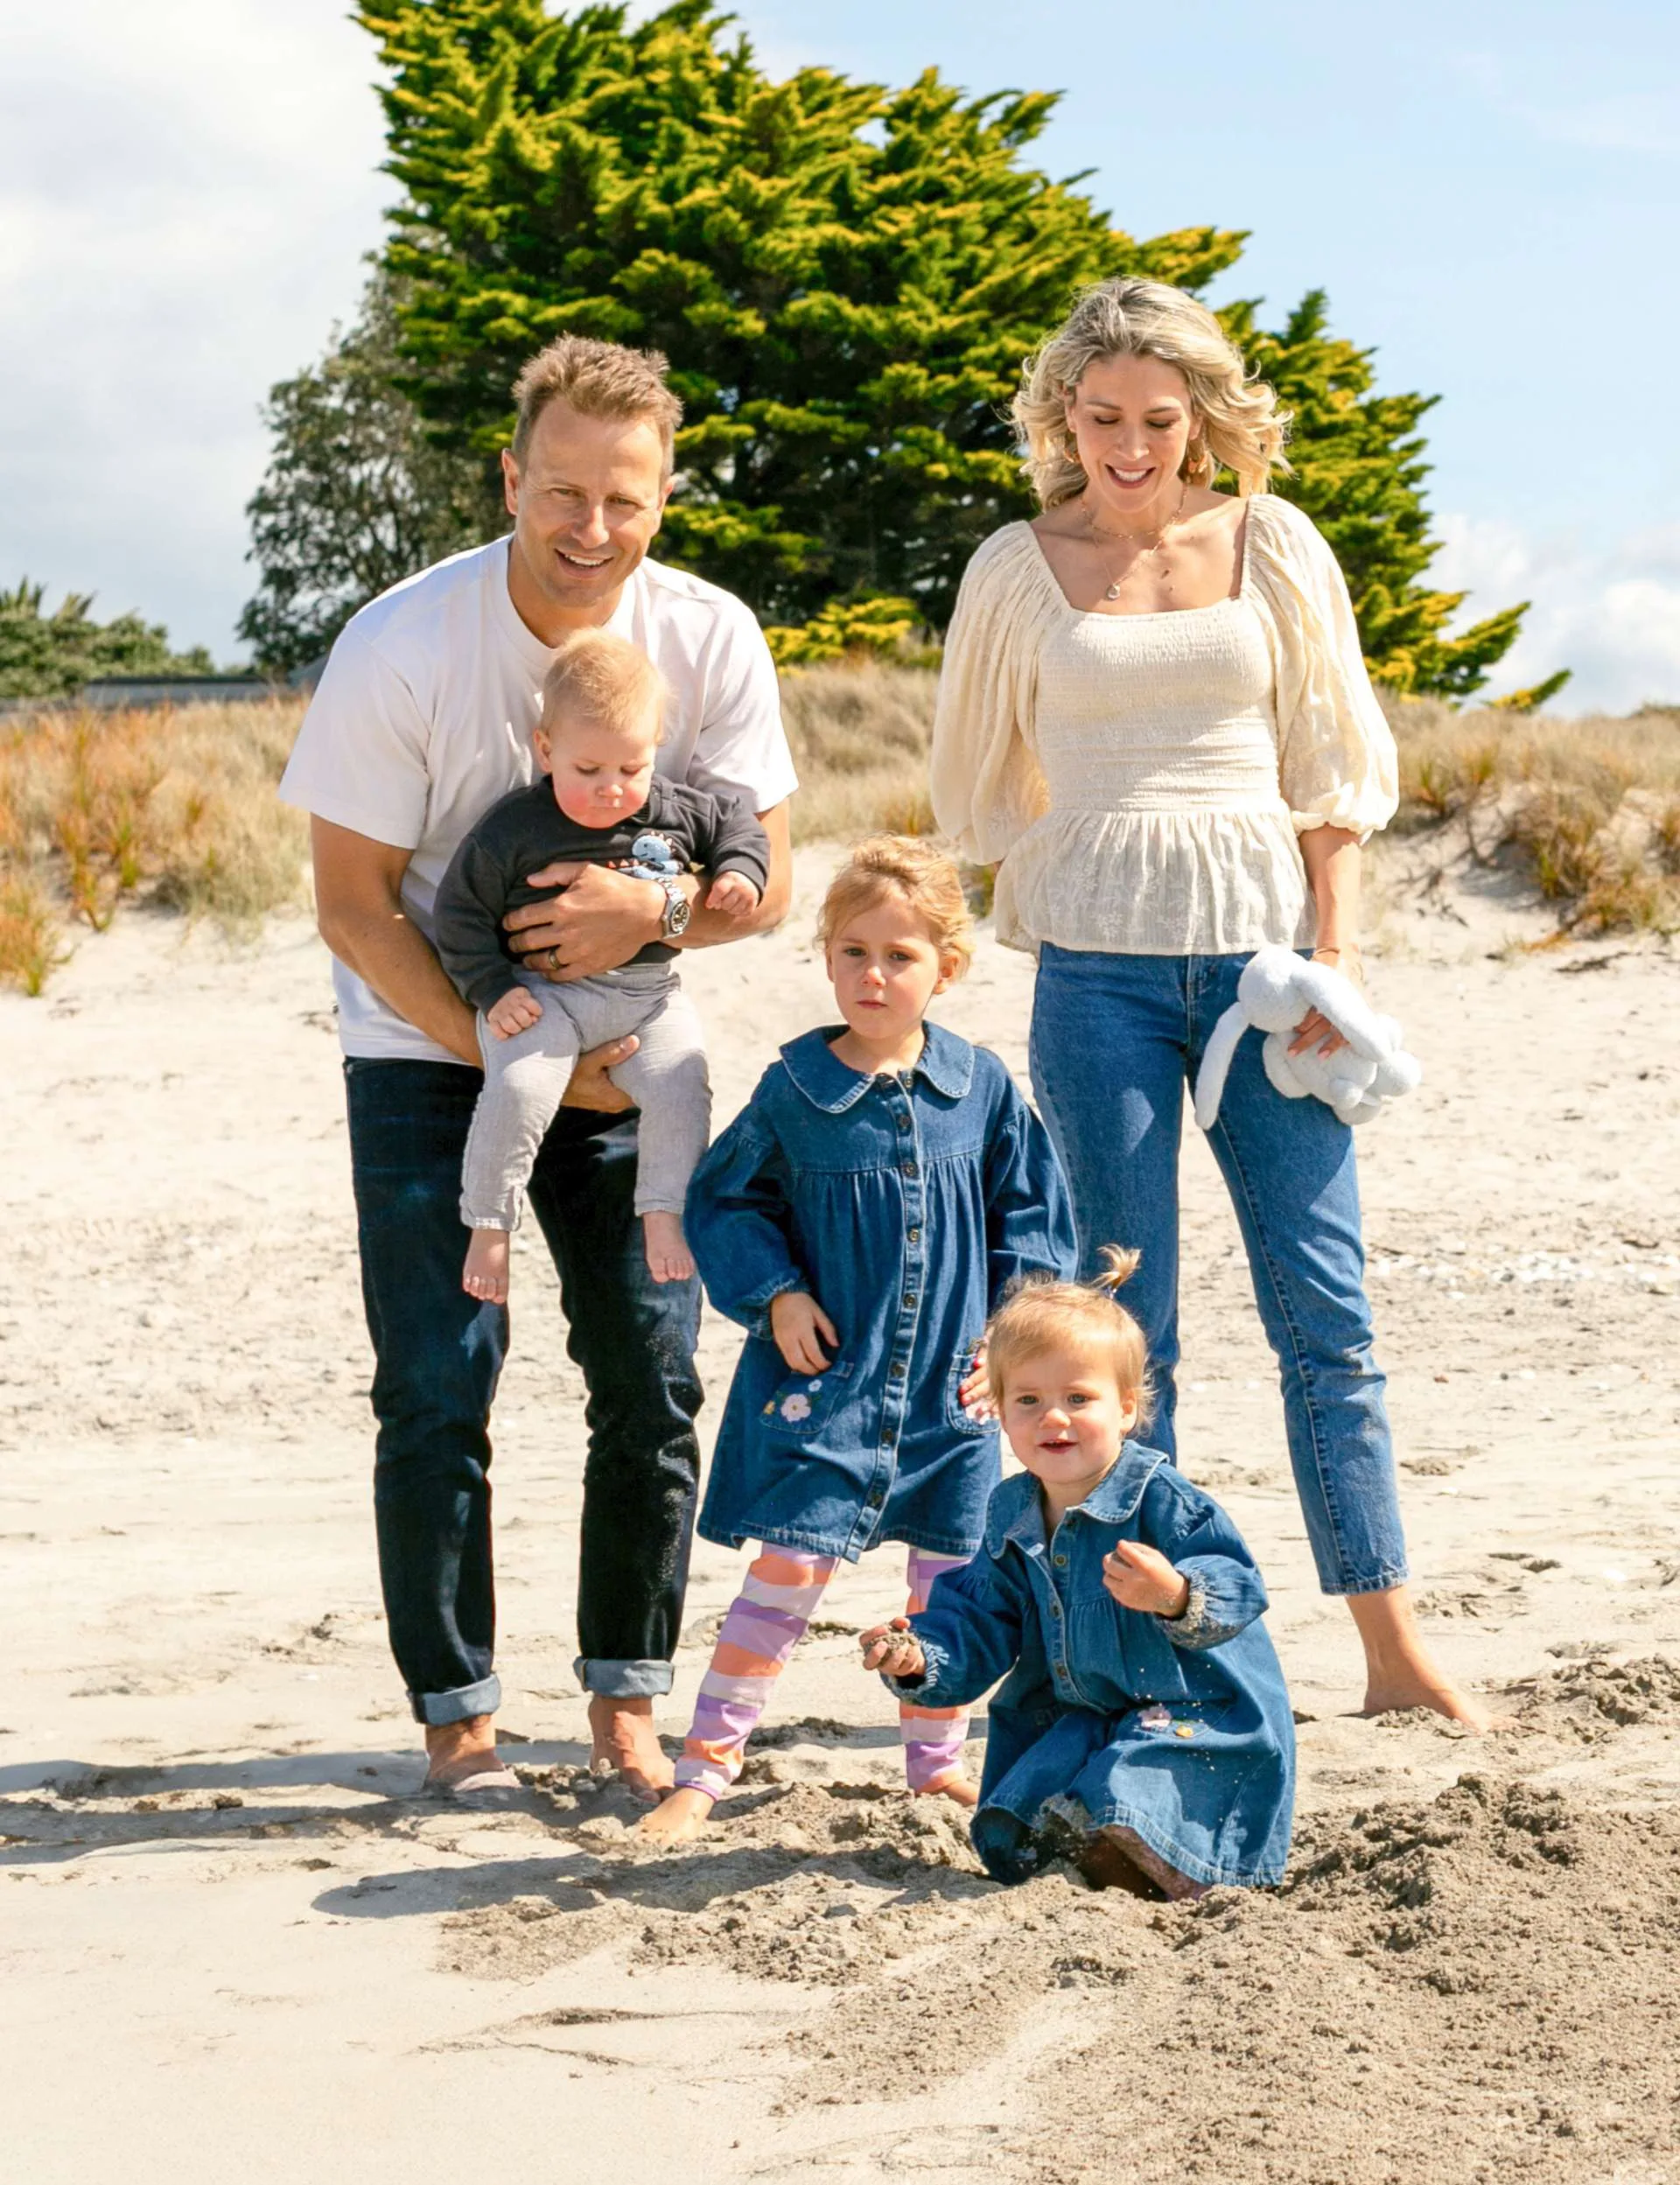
left=684, top=1023, right=1076, bottom=1562
left=885, top=1445, right=1296, bottom=1887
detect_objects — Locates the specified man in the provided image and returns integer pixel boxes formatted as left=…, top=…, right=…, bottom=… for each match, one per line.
left=280, top=336, right=795, bottom=1799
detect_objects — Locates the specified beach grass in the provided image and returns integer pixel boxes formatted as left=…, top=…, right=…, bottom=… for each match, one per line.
left=1, top=673, right=1676, bottom=994
left=0, top=699, right=308, bottom=990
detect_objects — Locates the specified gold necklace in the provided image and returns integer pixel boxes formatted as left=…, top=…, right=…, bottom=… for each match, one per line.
left=1087, top=487, right=1188, bottom=601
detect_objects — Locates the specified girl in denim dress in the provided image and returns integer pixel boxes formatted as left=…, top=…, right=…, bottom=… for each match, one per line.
left=639, top=837, right=1075, bottom=1846
left=864, top=1252, right=1294, bottom=1895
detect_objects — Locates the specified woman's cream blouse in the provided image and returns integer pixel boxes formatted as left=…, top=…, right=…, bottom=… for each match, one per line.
left=929, top=494, right=1398, bottom=956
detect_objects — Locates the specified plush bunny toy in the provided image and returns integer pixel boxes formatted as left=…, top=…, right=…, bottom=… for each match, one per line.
left=1193, top=946, right=1423, bottom=1132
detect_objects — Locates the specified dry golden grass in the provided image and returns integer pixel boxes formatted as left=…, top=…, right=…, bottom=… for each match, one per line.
left=1386, top=697, right=1680, bottom=934
left=2, top=672, right=1674, bottom=997
left=781, top=662, right=937, bottom=843
left=0, top=697, right=310, bottom=993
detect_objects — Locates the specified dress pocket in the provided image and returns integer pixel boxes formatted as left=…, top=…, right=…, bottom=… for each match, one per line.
left=758, top=1357, right=855, bottom=1440
left=944, top=1342, right=993, bottom=1437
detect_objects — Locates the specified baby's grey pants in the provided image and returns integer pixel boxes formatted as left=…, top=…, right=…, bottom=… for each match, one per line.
left=460, top=963, right=710, bottom=1230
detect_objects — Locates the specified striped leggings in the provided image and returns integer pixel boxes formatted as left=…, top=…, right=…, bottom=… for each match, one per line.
left=674, top=1544, right=972, bottom=1803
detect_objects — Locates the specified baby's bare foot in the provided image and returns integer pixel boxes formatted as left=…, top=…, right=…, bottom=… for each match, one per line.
left=463, top=1229, right=510, bottom=1304
left=643, top=1210, right=695, bottom=1285
left=634, top=1786, right=714, bottom=1845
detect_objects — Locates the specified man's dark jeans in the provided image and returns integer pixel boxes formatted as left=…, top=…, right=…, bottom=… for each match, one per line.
left=344, top=1058, right=703, bottom=1726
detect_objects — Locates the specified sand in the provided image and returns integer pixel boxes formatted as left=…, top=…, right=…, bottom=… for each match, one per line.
left=3, top=831, right=1678, bottom=2183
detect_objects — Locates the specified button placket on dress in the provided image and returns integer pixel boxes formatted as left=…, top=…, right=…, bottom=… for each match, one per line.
left=1043, top=1513, right=1095, bottom=1707
left=850, top=1073, right=928, bottom=1555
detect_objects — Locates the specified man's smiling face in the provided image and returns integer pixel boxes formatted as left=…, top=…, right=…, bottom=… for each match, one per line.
left=501, top=398, right=672, bottom=637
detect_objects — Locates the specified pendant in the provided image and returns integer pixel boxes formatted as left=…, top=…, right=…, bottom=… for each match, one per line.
left=1104, top=581, right=1122, bottom=601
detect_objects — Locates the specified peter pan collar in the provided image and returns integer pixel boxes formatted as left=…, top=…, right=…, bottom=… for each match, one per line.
left=984, top=1446, right=1167, bottom=1558
left=778, top=1021, right=976, bottom=1113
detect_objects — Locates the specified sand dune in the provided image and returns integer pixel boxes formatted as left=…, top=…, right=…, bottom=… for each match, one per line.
left=2, top=838, right=1677, bottom=2183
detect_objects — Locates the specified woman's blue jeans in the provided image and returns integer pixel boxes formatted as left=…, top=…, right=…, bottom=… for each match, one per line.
left=1029, top=946, right=1408, bottom=1596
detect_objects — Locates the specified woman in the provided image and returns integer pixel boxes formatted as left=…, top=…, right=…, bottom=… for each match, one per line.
left=931, top=275, right=1484, bottom=1726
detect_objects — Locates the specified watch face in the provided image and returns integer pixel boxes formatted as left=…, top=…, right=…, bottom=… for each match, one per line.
left=665, top=887, right=692, bottom=935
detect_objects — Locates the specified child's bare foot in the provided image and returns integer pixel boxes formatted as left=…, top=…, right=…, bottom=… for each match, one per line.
left=587, top=1694, right=674, bottom=1804
left=463, top=1228, right=510, bottom=1303
left=917, top=1775, right=979, bottom=1809
left=643, top=1210, right=694, bottom=1285
left=634, top=1786, right=714, bottom=1845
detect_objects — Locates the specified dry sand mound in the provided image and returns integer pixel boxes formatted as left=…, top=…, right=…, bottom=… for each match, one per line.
left=427, top=1747, right=1680, bottom=2182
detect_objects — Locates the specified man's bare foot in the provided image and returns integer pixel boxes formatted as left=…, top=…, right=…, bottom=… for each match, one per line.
left=463, top=1228, right=510, bottom=1304
left=1348, top=1586, right=1494, bottom=1732
left=422, top=1713, right=518, bottom=1795
left=917, top=1775, right=979, bottom=1809
left=642, top=1210, right=695, bottom=1285
left=587, top=1693, right=675, bottom=1803
left=634, top=1785, right=714, bottom=1845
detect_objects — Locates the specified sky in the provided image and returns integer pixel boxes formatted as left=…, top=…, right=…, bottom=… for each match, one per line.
left=2, top=0, right=1676, bottom=710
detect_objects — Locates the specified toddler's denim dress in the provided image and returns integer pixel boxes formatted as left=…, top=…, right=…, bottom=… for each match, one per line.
left=685, top=1024, right=1075, bottom=1561
left=885, top=1446, right=1296, bottom=1887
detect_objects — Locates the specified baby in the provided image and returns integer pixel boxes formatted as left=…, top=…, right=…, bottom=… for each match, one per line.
left=433, top=628, right=769, bottom=1299
left=861, top=1250, right=1295, bottom=1896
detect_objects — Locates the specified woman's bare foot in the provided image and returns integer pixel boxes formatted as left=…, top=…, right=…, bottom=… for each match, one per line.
left=642, top=1210, right=695, bottom=1285
left=422, top=1713, right=518, bottom=1794
left=587, top=1694, right=675, bottom=1803
left=918, top=1775, right=979, bottom=1809
left=634, top=1785, right=715, bottom=1845
left=463, top=1228, right=510, bottom=1304
left=1348, top=1586, right=1494, bottom=1731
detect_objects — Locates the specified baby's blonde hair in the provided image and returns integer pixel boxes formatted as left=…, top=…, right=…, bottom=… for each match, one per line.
left=540, top=627, right=667, bottom=744
left=816, top=836, right=975, bottom=974
left=984, top=1247, right=1157, bottom=1430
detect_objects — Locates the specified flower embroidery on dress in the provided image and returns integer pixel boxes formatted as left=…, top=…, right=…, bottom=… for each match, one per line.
left=780, top=1392, right=813, bottom=1423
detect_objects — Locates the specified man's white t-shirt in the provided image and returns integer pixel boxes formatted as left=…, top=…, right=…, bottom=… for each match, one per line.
left=279, top=538, right=799, bottom=1065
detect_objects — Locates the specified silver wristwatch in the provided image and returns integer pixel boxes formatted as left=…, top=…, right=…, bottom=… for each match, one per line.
left=655, top=874, right=691, bottom=939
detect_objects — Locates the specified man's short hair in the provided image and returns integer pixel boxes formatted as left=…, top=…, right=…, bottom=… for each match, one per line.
left=510, top=335, right=683, bottom=473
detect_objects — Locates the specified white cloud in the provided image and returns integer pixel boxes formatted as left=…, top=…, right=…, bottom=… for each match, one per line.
left=0, top=1, right=390, bottom=658
left=1432, top=515, right=1680, bottom=715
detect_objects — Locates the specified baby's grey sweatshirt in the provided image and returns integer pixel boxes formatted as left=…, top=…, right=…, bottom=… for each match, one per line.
left=433, top=774, right=771, bottom=1013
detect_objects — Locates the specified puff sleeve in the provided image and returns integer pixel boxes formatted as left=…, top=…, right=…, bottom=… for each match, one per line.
left=929, top=527, right=1057, bottom=864
left=1246, top=496, right=1399, bottom=843
left=684, top=1103, right=806, bottom=1337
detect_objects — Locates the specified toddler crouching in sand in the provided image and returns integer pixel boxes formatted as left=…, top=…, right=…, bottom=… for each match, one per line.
left=863, top=1252, right=1296, bottom=1896
left=638, top=837, right=1076, bottom=1843
left=433, top=629, right=769, bottom=1299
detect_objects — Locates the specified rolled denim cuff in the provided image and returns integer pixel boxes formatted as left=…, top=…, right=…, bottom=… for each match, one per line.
left=574, top=1656, right=675, bottom=1699
left=409, top=1672, right=501, bottom=1726
left=881, top=1632, right=951, bottom=1703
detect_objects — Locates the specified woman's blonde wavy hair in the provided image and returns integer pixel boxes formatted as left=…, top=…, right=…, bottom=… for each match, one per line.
left=1012, top=277, right=1292, bottom=508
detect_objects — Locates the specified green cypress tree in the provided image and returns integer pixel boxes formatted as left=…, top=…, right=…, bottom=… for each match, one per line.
left=300, top=0, right=1532, bottom=697
left=239, top=270, right=498, bottom=674
left=358, top=0, right=1240, bottom=626
left=1234, top=291, right=1526, bottom=697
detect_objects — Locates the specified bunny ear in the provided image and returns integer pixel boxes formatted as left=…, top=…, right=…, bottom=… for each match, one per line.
left=1193, top=1003, right=1249, bottom=1131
